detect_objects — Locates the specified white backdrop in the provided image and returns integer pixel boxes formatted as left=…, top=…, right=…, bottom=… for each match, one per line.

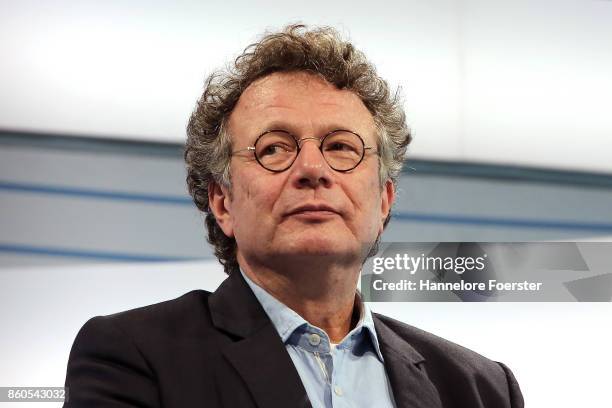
left=1, top=0, right=612, bottom=171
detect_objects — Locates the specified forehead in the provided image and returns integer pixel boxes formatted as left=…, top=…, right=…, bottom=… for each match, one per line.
left=227, top=71, right=376, bottom=141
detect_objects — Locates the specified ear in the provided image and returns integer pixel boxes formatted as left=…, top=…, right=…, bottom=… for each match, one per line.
left=379, top=180, right=395, bottom=234
left=208, top=181, right=234, bottom=238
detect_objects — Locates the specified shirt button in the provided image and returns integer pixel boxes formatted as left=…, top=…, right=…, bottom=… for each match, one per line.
left=334, top=385, right=343, bottom=396
left=308, top=333, right=321, bottom=346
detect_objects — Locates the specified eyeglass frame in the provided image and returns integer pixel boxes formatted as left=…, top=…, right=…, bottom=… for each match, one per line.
left=231, top=129, right=378, bottom=173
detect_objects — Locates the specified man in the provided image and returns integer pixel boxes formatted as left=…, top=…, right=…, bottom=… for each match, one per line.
left=64, top=25, right=524, bottom=407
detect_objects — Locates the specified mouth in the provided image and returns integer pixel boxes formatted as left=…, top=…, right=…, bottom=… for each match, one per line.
left=285, top=204, right=341, bottom=219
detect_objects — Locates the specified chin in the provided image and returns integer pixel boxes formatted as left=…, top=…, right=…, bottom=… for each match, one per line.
left=280, top=236, right=357, bottom=257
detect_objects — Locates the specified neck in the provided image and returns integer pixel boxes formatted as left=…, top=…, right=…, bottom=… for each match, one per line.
left=239, top=255, right=362, bottom=343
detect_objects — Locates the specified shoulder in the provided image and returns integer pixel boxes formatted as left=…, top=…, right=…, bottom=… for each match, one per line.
left=373, top=313, right=524, bottom=407
left=64, top=291, right=218, bottom=406
left=99, top=289, right=212, bottom=329
left=72, top=289, right=214, bottom=354
left=374, top=312, right=500, bottom=370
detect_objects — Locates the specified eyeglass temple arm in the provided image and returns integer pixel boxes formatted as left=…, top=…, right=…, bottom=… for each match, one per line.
left=232, top=146, right=256, bottom=154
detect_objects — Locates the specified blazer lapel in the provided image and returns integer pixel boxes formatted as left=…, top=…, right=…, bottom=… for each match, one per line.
left=373, top=315, right=443, bottom=408
left=209, top=272, right=311, bottom=408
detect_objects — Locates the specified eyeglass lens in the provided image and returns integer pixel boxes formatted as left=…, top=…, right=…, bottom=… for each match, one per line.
left=254, top=130, right=364, bottom=172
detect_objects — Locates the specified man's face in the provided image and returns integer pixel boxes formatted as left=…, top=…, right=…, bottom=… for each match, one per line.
left=211, top=71, right=394, bottom=270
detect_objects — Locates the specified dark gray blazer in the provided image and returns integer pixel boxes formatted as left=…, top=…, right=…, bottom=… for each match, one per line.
left=64, top=271, right=524, bottom=407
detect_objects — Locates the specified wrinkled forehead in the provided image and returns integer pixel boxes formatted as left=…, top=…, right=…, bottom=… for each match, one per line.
left=228, top=71, right=378, bottom=144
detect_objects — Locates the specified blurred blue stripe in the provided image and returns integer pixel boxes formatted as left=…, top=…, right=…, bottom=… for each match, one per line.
left=4, top=128, right=612, bottom=188
left=0, top=180, right=192, bottom=205
left=0, top=243, right=204, bottom=262
left=394, top=212, right=612, bottom=232
left=2, top=181, right=611, bottom=233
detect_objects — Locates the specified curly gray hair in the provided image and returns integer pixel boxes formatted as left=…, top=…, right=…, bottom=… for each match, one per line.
left=185, top=24, right=411, bottom=274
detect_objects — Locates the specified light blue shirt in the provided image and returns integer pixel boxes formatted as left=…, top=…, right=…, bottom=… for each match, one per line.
left=241, top=270, right=396, bottom=408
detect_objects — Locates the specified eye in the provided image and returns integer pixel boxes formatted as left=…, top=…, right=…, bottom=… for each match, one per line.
left=325, top=142, right=358, bottom=153
left=260, top=143, right=292, bottom=156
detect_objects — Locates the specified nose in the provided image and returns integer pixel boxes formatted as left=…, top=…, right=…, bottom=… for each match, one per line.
left=289, top=138, right=333, bottom=189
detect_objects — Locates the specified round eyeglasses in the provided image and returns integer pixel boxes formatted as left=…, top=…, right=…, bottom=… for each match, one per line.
left=232, top=129, right=377, bottom=172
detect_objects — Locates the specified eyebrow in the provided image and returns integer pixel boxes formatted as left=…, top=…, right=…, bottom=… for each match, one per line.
left=255, top=121, right=357, bottom=137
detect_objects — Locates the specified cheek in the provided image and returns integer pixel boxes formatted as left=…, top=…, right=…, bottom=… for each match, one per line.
left=347, top=185, right=381, bottom=229
left=231, top=172, right=280, bottom=221
left=362, top=178, right=386, bottom=231
left=232, top=167, right=261, bottom=204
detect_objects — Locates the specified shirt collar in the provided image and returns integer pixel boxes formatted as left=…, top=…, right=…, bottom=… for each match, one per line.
left=240, top=269, right=385, bottom=362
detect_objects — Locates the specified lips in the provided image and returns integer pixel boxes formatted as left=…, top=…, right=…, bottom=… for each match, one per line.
left=285, top=203, right=340, bottom=217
